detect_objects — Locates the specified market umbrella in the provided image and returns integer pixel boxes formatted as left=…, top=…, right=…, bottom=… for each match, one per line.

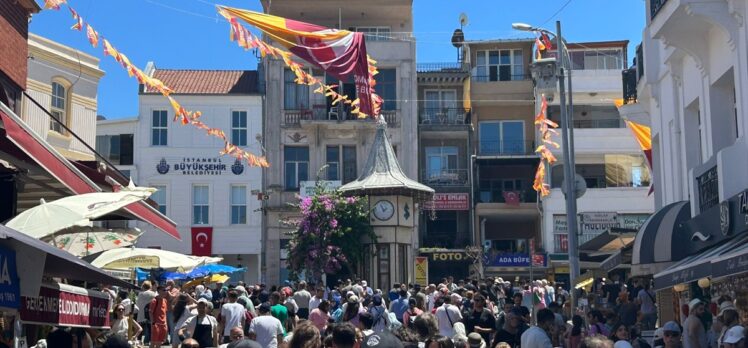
left=46, top=227, right=142, bottom=257
left=183, top=274, right=231, bottom=288
left=186, top=264, right=245, bottom=278
left=90, top=247, right=222, bottom=272
left=5, top=188, right=155, bottom=238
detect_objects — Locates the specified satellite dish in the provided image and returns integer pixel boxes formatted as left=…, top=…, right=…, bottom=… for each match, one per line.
left=459, top=13, right=469, bottom=27
left=561, top=173, right=588, bottom=198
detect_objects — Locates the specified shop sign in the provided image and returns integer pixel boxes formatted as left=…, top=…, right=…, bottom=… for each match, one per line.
left=713, top=253, right=748, bottom=278
left=0, top=246, right=20, bottom=309
left=414, top=257, right=428, bottom=287
left=486, top=253, right=547, bottom=267
left=580, top=212, right=618, bottom=234
left=422, top=193, right=469, bottom=211
left=156, top=157, right=245, bottom=176
left=102, top=255, right=160, bottom=270
left=429, top=252, right=468, bottom=261
left=20, top=284, right=110, bottom=328
left=684, top=190, right=748, bottom=254
left=299, top=181, right=341, bottom=197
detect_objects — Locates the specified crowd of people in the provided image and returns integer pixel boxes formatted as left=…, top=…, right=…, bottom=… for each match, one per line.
left=37, top=276, right=746, bottom=348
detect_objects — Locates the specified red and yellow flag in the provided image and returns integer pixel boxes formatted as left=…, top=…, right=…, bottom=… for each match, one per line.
left=626, top=120, right=653, bottom=195
left=218, top=6, right=377, bottom=117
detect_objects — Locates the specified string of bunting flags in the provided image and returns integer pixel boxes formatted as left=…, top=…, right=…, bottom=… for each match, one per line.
left=43, top=0, right=269, bottom=167
left=533, top=94, right=559, bottom=196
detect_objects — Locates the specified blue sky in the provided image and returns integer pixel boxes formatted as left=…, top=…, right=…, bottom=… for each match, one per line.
left=29, top=0, right=645, bottom=119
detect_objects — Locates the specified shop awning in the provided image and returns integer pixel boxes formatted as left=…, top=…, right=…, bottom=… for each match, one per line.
left=580, top=231, right=636, bottom=256
left=711, top=239, right=748, bottom=278
left=0, top=224, right=133, bottom=289
left=653, top=233, right=748, bottom=291
left=632, top=201, right=692, bottom=276
left=0, top=105, right=179, bottom=240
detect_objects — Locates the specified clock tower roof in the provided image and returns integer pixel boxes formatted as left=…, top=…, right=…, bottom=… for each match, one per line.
left=339, top=117, right=434, bottom=202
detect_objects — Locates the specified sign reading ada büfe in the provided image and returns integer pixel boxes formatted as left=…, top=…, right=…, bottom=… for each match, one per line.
left=21, top=284, right=110, bottom=328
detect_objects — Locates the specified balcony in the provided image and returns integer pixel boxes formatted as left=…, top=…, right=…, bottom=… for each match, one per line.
left=478, top=189, right=537, bottom=204
left=650, top=0, right=668, bottom=20
left=421, top=169, right=468, bottom=187
left=622, top=68, right=637, bottom=105
left=478, top=139, right=535, bottom=156
left=572, top=118, right=624, bottom=129
left=470, top=74, right=534, bottom=106
left=282, top=109, right=398, bottom=128
left=419, top=108, right=469, bottom=125
left=697, top=165, right=719, bottom=213
left=417, top=62, right=467, bottom=73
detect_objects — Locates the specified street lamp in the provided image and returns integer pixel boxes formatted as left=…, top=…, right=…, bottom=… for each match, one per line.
left=514, top=21, right=581, bottom=309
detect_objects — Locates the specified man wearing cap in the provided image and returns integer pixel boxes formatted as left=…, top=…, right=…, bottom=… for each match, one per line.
left=179, top=299, right=219, bottom=348
left=368, top=294, right=391, bottom=333
left=248, top=303, right=284, bottom=348
left=661, top=321, right=683, bottom=348
left=684, top=299, right=707, bottom=348
left=718, top=301, right=740, bottom=347
left=467, top=332, right=487, bottom=348
left=723, top=326, right=746, bottom=348
left=292, top=281, right=312, bottom=319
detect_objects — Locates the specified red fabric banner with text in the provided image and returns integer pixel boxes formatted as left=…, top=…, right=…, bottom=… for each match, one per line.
left=191, top=227, right=213, bottom=256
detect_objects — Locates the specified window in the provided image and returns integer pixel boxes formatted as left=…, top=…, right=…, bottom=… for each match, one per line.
left=152, top=185, right=167, bottom=214
left=284, top=147, right=309, bottom=190
left=377, top=245, right=390, bottom=291
left=604, top=154, right=651, bottom=187
left=374, top=69, right=396, bottom=110
left=479, top=121, right=525, bottom=154
left=399, top=244, right=408, bottom=283
left=326, top=146, right=340, bottom=180
left=192, top=185, right=209, bottom=225
left=351, top=27, right=391, bottom=41
left=425, top=146, right=458, bottom=180
left=231, top=111, right=248, bottom=146
left=50, top=81, right=67, bottom=133
left=230, top=185, right=247, bottom=224
left=284, top=69, right=309, bottom=110
left=343, top=146, right=357, bottom=184
left=151, top=110, right=168, bottom=146
left=325, top=146, right=357, bottom=183
left=568, top=49, right=623, bottom=70
left=95, top=134, right=134, bottom=165
left=423, top=90, right=458, bottom=123
left=475, top=50, right=524, bottom=81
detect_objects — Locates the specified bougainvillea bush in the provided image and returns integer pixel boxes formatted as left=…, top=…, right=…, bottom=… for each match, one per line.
left=285, top=183, right=376, bottom=282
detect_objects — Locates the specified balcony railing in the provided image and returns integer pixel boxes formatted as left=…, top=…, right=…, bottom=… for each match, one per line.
left=417, top=62, right=467, bottom=73
left=622, top=68, right=638, bottom=105
left=283, top=109, right=398, bottom=127
left=419, top=108, right=469, bottom=125
left=650, top=0, right=669, bottom=20
left=472, top=74, right=531, bottom=82
left=572, top=118, right=624, bottom=128
left=478, top=140, right=535, bottom=156
left=478, top=189, right=537, bottom=204
left=697, top=165, right=719, bottom=213
left=636, top=44, right=644, bottom=81
left=421, top=169, right=468, bottom=186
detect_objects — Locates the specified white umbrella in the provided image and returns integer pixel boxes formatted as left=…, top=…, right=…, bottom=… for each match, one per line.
left=90, top=247, right=222, bottom=272
left=5, top=188, right=155, bottom=238
left=47, top=227, right=143, bottom=257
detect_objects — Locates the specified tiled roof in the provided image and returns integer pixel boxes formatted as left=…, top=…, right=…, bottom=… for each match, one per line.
left=146, top=69, right=259, bottom=95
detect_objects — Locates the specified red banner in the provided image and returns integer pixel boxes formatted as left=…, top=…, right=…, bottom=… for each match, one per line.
left=20, top=284, right=110, bottom=328
left=191, top=227, right=213, bottom=256
left=423, top=193, right=469, bottom=211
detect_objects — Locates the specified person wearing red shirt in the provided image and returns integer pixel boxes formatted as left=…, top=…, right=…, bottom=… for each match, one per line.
left=149, top=286, right=169, bottom=348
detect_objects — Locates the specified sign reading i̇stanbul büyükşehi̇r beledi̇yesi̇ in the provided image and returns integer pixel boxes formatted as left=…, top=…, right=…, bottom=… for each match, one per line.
left=156, top=157, right=246, bottom=176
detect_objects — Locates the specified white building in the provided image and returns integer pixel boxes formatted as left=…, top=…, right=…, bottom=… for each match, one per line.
left=98, top=65, right=264, bottom=284
left=622, top=0, right=748, bottom=322
left=539, top=41, right=654, bottom=282
left=24, top=33, right=104, bottom=161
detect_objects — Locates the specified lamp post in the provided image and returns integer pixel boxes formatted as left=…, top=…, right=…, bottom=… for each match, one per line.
left=513, top=21, right=580, bottom=309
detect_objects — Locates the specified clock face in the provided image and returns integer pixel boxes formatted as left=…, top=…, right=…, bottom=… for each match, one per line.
left=373, top=200, right=395, bottom=221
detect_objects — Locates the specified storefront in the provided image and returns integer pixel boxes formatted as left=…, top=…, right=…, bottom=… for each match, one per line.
left=418, top=249, right=472, bottom=284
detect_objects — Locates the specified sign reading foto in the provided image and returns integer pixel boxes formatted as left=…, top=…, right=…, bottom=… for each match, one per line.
left=422, top=193, right=469, bottom=211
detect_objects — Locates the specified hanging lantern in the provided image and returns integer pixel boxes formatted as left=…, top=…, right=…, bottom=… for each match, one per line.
left=674, top=283, right=687, bottom=292
left=698, top=277, right=711, bottom=289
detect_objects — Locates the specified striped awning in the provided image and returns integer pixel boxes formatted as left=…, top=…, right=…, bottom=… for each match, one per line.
left=631, top=201, right=691, bottom=276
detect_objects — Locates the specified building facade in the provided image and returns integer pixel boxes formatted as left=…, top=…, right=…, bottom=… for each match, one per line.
left=624, top=0, right=748, bottom=324
left=260, top=0, right=418, bottom=286
left=0, top=0, right=39, bottom=114
left=541, top=41, right=654, bottom=284
left=23, top=33, right=105, bottom=161
left=112, top=66, right=264, bottom=285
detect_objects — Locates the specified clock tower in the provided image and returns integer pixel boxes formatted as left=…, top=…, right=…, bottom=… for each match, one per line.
left=340, top=118, right=434, bottom=290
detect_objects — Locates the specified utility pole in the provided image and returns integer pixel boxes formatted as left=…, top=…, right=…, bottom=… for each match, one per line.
left=555, top=20, right=580, bottom=310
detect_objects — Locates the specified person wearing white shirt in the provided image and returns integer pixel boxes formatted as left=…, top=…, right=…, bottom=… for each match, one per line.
left=435, top=296, right=462, bottom=338
left=136, top=281, right=157, bottom=342
left=248, top=303, right=284, bottom=348
left=309, top=288, right=325, bottom=311
left=179, top=299, right=219, bottom=348
left=521, top=308, right=554, bottom=348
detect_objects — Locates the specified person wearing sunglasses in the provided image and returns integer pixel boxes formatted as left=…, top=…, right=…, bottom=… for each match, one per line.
left=661, top=321, right=682, bottom=348
left=111, top=304, right=143, bottom=340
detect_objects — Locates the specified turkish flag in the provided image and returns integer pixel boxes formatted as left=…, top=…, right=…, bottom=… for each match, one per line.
left=502, top=191, right=521, bottom=206
left=191, top=227, right=213, bottom=256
